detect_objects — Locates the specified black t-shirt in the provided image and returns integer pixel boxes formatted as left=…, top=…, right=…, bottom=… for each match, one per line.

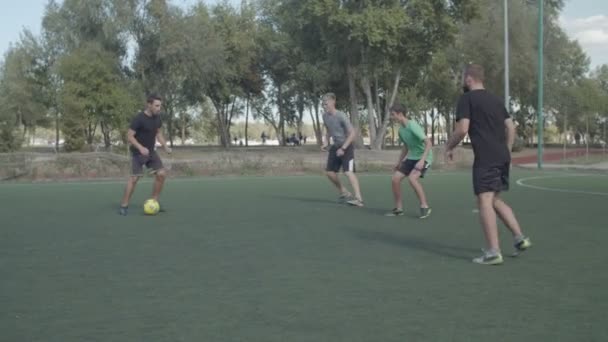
left=455, top=89, right=510, bottom=167
left=129, top=112, right=162, bottom=154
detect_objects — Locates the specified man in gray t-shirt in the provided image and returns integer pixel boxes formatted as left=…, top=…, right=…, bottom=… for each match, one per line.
left=321, top=93, right=364, bottom=206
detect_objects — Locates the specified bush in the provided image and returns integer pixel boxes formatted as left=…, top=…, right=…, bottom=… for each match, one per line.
left=0, top=123, right=23, bottom=152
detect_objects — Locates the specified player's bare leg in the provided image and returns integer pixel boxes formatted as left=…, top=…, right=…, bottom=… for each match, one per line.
left=408, top=170, right=431, bottom=218
left=151, top=169, right=167, bottom=201
left=494, top=194, right=532, bottom=254
left=391, top=171, right=406, bottom=209
left=493, top=195, right=522, bottom=237
left=119, top=176, right=140, bottom=215
left=477, top=192, right=500, bottom=251
left=345, top=171, right=363, bottom=206
left=327, top=171, right=347, bottom=193
left=408, top=171, right=429, bottom=208
left=121, top=176, right=140, bottom=207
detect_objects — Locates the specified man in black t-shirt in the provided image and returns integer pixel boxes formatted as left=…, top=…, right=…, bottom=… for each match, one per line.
left=445, top=64, right=532, bottom=265
left=119, top=94, right=172, bottom=216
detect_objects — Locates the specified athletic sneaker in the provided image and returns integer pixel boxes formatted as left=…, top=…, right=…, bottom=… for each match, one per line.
left=514, top=236, right=532, bottom=252
left=347, top=198, right=364, bottom=207
left=385, top=208, right=404, bottom=217
left=338, top=192, right=352, bottom=204
left=472, top=250, right=504, bottom=265
left=419, top=207, right=432, bottom=219
left=119, top=206, right=128, bottom=216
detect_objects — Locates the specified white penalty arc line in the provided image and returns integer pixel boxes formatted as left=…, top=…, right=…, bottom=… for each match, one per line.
left=516, top=174, right=608, bottom=197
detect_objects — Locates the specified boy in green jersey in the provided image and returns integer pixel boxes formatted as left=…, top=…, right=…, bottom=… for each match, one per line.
left=386, top=104, right=433, bottom=219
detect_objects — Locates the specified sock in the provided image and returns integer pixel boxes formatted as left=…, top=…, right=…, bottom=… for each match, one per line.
left=486, top=248, right=501, bottom=256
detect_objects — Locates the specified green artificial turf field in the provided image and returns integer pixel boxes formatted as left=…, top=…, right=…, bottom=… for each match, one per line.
left=1, top=170, right=607, bottom=341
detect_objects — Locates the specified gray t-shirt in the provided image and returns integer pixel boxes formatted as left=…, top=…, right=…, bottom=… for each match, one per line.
left=323, top=111, right=353, bottom=146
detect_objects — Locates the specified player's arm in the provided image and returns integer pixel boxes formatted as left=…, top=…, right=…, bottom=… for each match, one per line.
left=156, top=129, right=172, bottom=153
left=340, top=123, right=356, bottom=150
left=505, top=118, right=515, bottom=152
left=322, top=124, right=330, bottom=150
left=395, top=146, right=408, bottom=170
left=446, top=118, right=469, bottom=151
left=420, top=137, right=432, bottom=163
left=336, top=114, right=355, bottom=156
left=127, top=129, right=143, bottom=151
left=413, top=124, right=432, bottom=165
left=446, top=95, right=470, bottom=153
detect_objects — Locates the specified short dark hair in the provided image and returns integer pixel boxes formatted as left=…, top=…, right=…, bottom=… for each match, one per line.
left=390, top=103, right=407, bottom=115
left=146, top=93, right=162, bottom=104
left=464, top=64, right=485, bottom=82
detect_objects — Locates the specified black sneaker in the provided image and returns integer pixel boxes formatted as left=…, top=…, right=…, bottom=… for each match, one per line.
left=119, top=206, right=128, bottom=216
left=385, top=208, right=404, bottom=217
left=419, top=207, right=432, bottom=219
left=512, top=236, right=532, bottom=256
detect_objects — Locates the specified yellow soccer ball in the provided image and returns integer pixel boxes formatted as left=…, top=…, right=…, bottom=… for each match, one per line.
left=143, top=199, right=160, bottom=215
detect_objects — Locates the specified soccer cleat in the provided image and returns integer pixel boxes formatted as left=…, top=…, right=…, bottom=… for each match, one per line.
left=385, top=208, right=404, bottom=217
left=119, top=206, right=128, bottom=216
left=347, top=198, right=364, bottom=207
left=419, top=207, right=432, bottom=219
left=472, top=251, right=504, bottom=265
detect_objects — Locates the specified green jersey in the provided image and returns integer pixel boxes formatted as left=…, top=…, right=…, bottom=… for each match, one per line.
left=398, top=120, right=432, bottom=163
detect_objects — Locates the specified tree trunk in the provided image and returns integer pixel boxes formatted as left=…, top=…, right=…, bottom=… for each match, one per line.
left=101, top=120, right=111, bottom=149
left=226, top=96, right=238, bottom=145
left=277, top=83, right=285, bottom=146
left=374, top=75, right=381, bottom=121
left=180, top=113, right=186, bottom=145
left=55, top=111, right=60, bottom=151
left=310, top=101, right=322, bottom=146
left=562, top=112, right=567, bottom=160
left=267, top=116, right=281, bottom=146
left=431, top=108, right=436, bottom=145
left=361, top=73, right=376, bottom=146
left=423, top=108, right=428, bottom=135
left=165, top=103, right=174, bottom=147
left=602, top=118, right=608, bottom=154
left=586, top=115, right=589, bottom=161
left=245, top=94, right=250, bottom=146
left=213, top=101, right=229, bottom=147
left=296, top=94, right=304, bottom=140
left=347, top=63, right=363, bottom=148
left=444, top=110, right=452, bottom=140
left=371, top=68, right=402, bottom=150
left=86, top=121, right=97, bottom=146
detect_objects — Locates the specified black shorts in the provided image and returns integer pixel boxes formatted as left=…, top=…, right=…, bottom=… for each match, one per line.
left=131, top=151, right=164, bottom=176
left=398, top=159, right=430, bottom=178
left=326, top=145, right=355, bottom=173
left=473, top=163, right=510, bottom=195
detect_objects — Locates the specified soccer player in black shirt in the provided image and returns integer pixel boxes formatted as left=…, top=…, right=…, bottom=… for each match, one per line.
left=119, top=94, right=172, bottom=216
left=445, top=64, right=532, bottom=265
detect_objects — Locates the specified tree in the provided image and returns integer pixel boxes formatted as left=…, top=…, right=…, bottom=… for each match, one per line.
left=58, top=43, right=135, bottom=150
left=0, top=38, right=49, bottom=145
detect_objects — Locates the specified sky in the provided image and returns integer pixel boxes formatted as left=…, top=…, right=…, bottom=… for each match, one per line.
left=1, top=0, right=607, bottom=69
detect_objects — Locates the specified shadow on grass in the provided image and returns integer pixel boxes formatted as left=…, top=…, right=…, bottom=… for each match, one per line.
left=346, top=228, right=477, bottom=261
left=269, top=195, right=342, bottom=206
